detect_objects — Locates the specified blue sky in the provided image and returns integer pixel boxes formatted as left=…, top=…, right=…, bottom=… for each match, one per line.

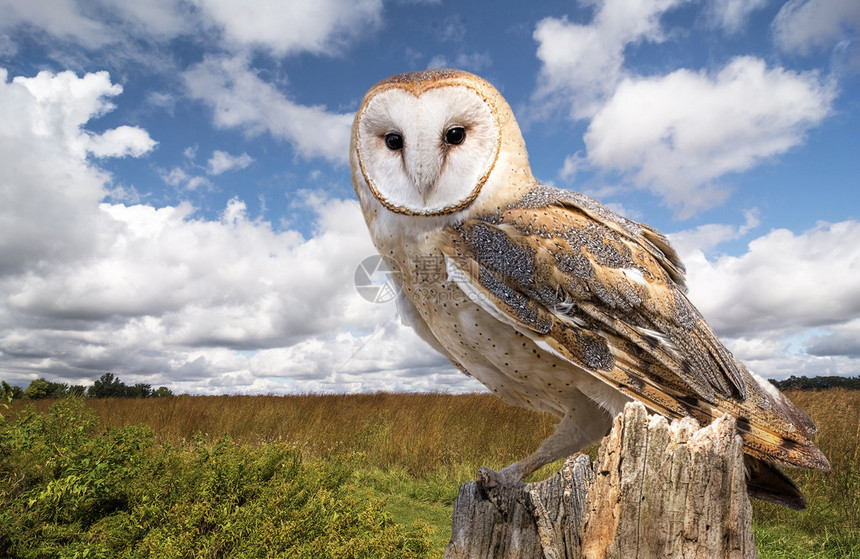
left=1, top=0, right=859, bottom=394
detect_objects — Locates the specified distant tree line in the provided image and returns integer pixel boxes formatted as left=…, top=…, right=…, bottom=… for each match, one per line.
left=1, top=373, right=173, bottom=400
left=2, top=373, right=856, bottom=401
left=768, top=375, right=860, bottom=391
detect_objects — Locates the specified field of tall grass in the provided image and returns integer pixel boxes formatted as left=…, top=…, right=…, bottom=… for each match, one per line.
left=3, top=389, right=858, bottom=557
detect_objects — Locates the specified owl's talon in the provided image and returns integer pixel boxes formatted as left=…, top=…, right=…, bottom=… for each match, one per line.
left=478, top=466, right=499, bottom=491
left=478, top=465, right=526, bottom=497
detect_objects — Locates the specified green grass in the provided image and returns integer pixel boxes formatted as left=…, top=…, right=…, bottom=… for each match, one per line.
left=0, top=400, right=434, bottom=558
left=753, top=522, right=860, bottom=559
left=4, top=389, right=858, bottom=557
left=353, top=468, right=456, bottom=557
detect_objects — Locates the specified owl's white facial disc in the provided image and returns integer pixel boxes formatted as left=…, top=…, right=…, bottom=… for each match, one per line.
left=356, top=85, right=500, bottom=216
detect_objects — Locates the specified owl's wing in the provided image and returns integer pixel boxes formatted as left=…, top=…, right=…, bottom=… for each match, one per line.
left=439, top=185, right=828, bottom=471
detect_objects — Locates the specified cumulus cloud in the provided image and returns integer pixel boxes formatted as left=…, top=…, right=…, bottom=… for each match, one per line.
left=195, top=0, right=383, bottom=55
left=806, top=318, right=860, bottom=357
left=245, top=322, right=476, bottom=394
left=1, top=192, right=468, bottom=392
left=0, top=68, right=150, bottom=275
left=583, top=57, right=835, bottom=217
left=0, top=2, right=376, bottom=168
left=2, top=190, right=406, bottom=372
left=0, top=66, right=470, bottom=394
left=88, top=125, right=157, bottom=158
left=207, top=150, right=254, bottom=175
left=0, top=0, right=385, bottom=57
left=680, top=220, right=860, bottom=339
left=667, top=208, right=760, bottom=256
left=668, top=217, right=860, bottom=378
left=773, top=0, right=860, bottom=56
left=531, top=3, right=841, bottom=216
left=183, top=56, right=353, bottom=164
left=532, top=0, right=686, bottom=120
left=0, top=0, right=385, bottom=60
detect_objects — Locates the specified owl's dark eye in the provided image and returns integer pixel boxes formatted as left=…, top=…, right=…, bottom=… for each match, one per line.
left=384, top=132, right=403, bottom=150
left=444, top=126, right=466, bottom=146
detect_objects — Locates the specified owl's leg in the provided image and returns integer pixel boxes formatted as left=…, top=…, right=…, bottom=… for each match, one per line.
left=479, top=396, right=613, bottom=490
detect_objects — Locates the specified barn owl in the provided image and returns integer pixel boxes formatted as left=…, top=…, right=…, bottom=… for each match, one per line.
left=350, top=69, right=829, bottom=509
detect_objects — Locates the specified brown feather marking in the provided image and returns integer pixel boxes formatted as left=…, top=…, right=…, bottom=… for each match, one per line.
left=439, top=184, right=830, bottom=472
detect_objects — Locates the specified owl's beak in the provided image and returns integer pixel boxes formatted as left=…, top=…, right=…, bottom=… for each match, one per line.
left=406, top=146, right=443, bottom=202
left=416, top=180, right=434, bottom=201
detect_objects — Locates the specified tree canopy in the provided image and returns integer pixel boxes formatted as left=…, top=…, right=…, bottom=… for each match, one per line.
left=2, top=374, right=172, bottom=400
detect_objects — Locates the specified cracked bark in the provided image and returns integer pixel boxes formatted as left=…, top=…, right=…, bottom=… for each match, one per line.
left=444, top=402, right=756, bottom=559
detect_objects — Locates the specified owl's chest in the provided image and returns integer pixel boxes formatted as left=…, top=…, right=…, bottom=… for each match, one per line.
left=392, top=246, right=487, bottom=346
left=391, top=245, right=585, bottom=416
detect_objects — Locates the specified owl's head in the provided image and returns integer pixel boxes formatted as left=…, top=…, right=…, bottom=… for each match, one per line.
left=351, top=69, right=530, bottom=217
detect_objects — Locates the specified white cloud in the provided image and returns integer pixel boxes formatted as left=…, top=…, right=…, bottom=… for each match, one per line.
left=160, top=167, right=211, bottom=191
left=706, top=0, right=768, bottom=33
left=88, top=125, right=157, bottom=158
left=183, top=56, right=353, bottom=164
left=0, top=0, right=192, bottom=50
left=531, top=3, right=841, bottom=216
left=106, top=0, right=191, bottom=38
left=427, top=55, right=448, bottom=69
left=0, top=0, right=384, bottom=66
left=773, top=0, right=860, bottom=55
left=0, top=0, right=109, bottom=48
left=0, top=66, right=476, bottom=394
left=162, top=167, right=189, bottom=187
left=194, top=0, right=383, bottom=55
left=0, top=1, right=376, bottom=168
left=584, top=57, right=834, bottom=217
left=532, top=0, right=687, bottom=120
left=207, top=150, right=254, bottom=175
left=2, top=65, right=855, bottom=393
left=1, top=193, right=469, bottom=393
left=243, top=322, right=477, bottom=394
left=185, top=176, right=211, bottom=192
left=667, top=208, right=759, bottom=256
left=727, top=341, right=859, bottom=380
left=6, top=69, right=123, bottom=158
left=670, top=218, right=860, bottom=379
left=680, top=220, right=860, bottom=339
left=0, top=68, right=144, bottom=275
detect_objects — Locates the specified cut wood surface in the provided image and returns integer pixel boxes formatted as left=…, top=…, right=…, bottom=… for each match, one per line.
left=444, top=402, right=756, bottom=559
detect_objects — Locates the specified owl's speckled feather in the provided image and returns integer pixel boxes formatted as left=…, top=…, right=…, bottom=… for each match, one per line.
left=440, top=184, right=826, bottom=471
left=351, top=69, right=829, bottom=510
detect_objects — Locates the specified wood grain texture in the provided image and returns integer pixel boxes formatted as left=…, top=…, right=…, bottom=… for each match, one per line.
left=444, top=402, right=756, bottom=559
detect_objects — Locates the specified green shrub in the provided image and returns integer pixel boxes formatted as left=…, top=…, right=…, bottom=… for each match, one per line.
left=0, top=399, right=433, bottom=558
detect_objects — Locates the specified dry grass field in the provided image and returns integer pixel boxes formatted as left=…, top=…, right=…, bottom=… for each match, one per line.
left=7, top=389, right=859, bottom=557
left=15, top=393, right=565, bottom=481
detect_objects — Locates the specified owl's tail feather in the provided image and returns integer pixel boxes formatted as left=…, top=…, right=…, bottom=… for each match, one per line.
left=744, top=455, right=807, bottom=510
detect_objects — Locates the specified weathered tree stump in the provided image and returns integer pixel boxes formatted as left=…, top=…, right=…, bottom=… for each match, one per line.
left=444, top=402, right=755, bottom=559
